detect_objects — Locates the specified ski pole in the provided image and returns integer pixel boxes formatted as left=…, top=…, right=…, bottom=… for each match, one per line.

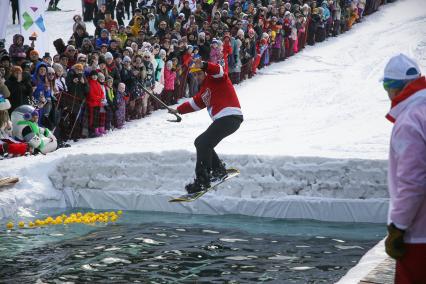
left=136, top=81, right=182, bottom=123
left=68, top=99, right=86, bottom=139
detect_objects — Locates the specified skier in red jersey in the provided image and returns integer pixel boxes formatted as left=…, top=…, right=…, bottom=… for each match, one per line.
left=169, top=59, right=243, bottom=194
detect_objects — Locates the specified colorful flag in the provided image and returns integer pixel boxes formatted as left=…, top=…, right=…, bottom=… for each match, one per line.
left=19, top=0, right=49, bottom=55
left=0, top=1, right=10, bottom=41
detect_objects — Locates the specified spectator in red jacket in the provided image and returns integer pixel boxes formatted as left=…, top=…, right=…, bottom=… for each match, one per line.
left=86, top=70, right=104, bottom=137
left=104, top=10, right=118, bottom=32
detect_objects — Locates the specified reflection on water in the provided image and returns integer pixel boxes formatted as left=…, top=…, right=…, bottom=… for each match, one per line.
left=0, top=210, right=384, bottom=283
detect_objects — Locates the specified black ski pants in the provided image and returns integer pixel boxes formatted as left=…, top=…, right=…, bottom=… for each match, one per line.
left=49, top=0, right=60, bottom=8
left=83, top=3, right=96, bottom=22
left=124, top=0, right=136, bottom=19
left=194, top=115, right=243, bottom=177
left=11, top=0, right=19, bottom=24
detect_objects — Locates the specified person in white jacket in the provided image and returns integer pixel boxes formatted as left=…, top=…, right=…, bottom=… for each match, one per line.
left=382, top=54, right=426, bottom=283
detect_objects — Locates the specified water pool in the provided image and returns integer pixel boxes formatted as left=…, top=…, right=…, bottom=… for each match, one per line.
left=0, top=209, right=385, bottom=283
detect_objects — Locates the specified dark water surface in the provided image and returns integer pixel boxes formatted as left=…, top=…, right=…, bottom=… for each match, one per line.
left=0, top=210, right=385, bottom=283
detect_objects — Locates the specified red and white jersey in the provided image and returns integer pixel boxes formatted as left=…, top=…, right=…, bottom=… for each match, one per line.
left=177, top=63, right=243, bottom=120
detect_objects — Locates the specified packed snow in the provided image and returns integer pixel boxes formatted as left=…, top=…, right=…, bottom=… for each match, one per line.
left=2, top=0, right=425, bottom=282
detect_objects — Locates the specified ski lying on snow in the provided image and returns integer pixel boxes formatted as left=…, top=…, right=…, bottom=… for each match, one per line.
left=46, top=9, right=76, bottom=12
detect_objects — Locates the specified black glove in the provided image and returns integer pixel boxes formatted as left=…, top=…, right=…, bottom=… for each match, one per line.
left=385, top=223, right=406, bottom=260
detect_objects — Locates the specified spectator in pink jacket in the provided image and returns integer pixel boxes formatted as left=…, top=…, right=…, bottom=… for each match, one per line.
left=209, top=39, right=222, bottom=65
left=382, top=53, right=426, bottom=283
left=162, top=61, right=177, bottom=105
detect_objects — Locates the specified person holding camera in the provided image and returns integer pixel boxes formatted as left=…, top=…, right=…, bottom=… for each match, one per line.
left=5, top=66, right=33, bottom=113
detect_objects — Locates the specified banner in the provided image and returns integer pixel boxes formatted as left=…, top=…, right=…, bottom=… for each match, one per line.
left=19, top=0, right=49, bottom=55
left=0, top=1, right=10, bottom=40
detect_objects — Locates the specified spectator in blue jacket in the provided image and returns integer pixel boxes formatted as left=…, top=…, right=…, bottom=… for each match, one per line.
left=96, top=29, right=111, bottom=49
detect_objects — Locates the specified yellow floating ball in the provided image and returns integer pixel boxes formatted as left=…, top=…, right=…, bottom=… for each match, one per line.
left=117, top=210, right=123, bottom=215
left=18, top=221, right=25, bottom=228
left=6, top=222, right=13, bottom=229
left=28, top=222, right=35, bottom=228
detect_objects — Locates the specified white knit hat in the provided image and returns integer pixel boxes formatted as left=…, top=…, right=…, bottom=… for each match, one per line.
left=104, top=52, right=113, bottom=60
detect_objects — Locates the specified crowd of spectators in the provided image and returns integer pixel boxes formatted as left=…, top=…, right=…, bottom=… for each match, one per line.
left=0, top=0, right=390, bottom=158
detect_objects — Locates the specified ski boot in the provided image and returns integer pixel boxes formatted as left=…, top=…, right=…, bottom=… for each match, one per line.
left=211, top=161, right=227, bottom=182
left=185, top=169, right=211, bottom=194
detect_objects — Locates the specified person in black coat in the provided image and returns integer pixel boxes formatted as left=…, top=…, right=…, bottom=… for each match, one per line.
left=307, top=9, right=321, bottom=45
left=65, top=65, right=89, bottom=139
left=83, top=0, right=97, bottom=22
left=116, top=0, right=125, bottom=26
left=124, top=0, right=137, bottom=20
left=93, top=4, right=107, bottom=28
left=106, top=0, right=117, bottom=19
left=72, top=24, right=90, bottom=49
left=5, top=66, right=33, bottom=114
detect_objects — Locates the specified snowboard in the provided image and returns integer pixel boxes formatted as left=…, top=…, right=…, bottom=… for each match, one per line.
left=169, top=168, right=240, bottom=203
left=0, top=177, right=19, bottom=188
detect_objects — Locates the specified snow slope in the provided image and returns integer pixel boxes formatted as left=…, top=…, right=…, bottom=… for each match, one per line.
left=1, top=0, right=425, bottom=222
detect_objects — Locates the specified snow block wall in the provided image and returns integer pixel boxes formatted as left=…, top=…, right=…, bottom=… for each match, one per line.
left=49, top=151, right=389, bottom=222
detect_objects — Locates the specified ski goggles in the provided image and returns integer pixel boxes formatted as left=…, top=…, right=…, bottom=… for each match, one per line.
left=383, top=78, right=407, bottom=90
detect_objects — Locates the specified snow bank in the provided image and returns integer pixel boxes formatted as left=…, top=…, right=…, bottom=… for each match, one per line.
left=42, top=151, right=388, bottom=222
left=1, top=151, right=388, bottom=222
left=51, top=151, right=388, bottom=199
